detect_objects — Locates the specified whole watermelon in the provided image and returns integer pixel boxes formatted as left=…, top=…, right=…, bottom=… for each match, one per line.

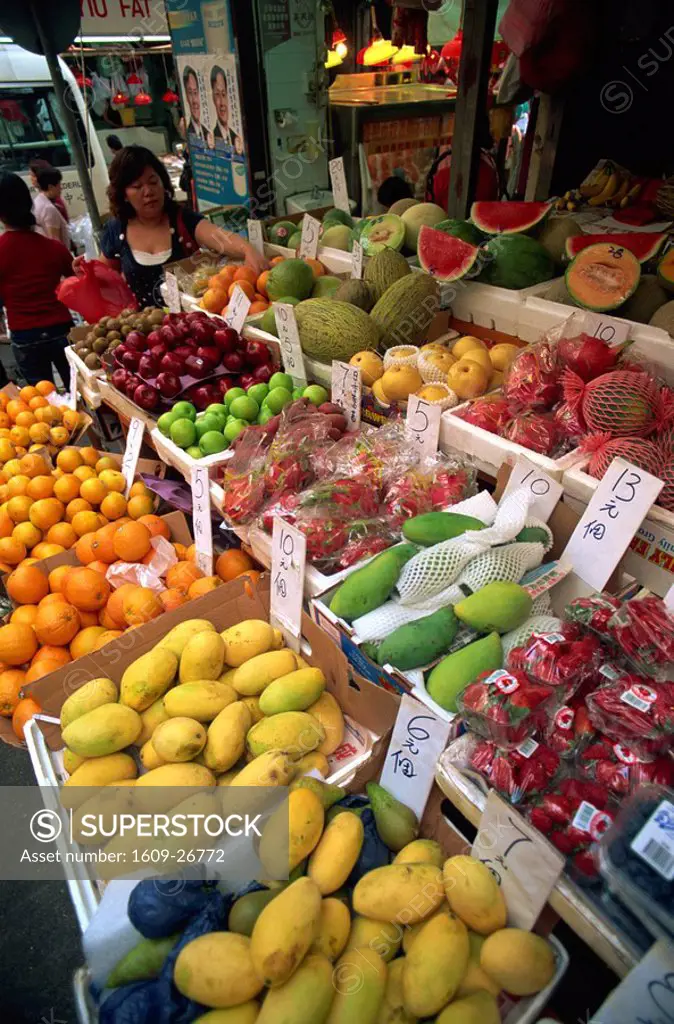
left=478, top=234, right=555, bottom=289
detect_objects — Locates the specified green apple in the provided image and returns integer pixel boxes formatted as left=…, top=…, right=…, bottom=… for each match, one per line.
left=269, top=371, right=294, bottom=392
left=247, top=383, right=269, bottom=406
left=258, top=406, right=276, bottom=425
left=265, top=387, right=293, bottom=415
left=224, top=387, right=246, bottom=408
left=186, top=445, right=203, bottom=459
left=303, top=384, right=329, bottom=406
left=157, top=411, right=177, bottom=437
left=206, top=403, right=229, bottom=419
left=292, top=388, right=304, bottom=400
left=229, top=395, right=260, bottom=421
left=199, top=431, right=229, bottom=455
left=223, top=418, right=248, bottom=442
left=170, top=417, right=197, bottom=449
left=195, top=414, right=222, bottom=439
left=172, top=400, right=196, bottom=421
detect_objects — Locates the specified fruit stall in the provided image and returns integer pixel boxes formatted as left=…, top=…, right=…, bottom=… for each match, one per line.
left=3, top=183, right=674, bottom=1024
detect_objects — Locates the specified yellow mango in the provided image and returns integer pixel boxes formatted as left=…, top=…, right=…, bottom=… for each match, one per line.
left=394, top=839, right=444, bottom=868
left=231, top=649, right=298, bottom=696
left=60, top=752, right=137, bottom=808
left=479, top=928, right=555, bottom=996
left=378, top=957, right=417, bottom=1024
left=60, top=677, right=117, bottom=730
left=402, top=912, right=469, bottom=1016
left=260, top=786, right=324, bottom=875
left=221, top=619, right=275, bottom=667
left=246, top=711, right=325, bottom=758
left=308, top=811, right=364, bottom=894
left=230, top=749, right=294, bottom=787
left=346, top=916, right=402, bottom=962
left=258, top=668, right=326, bottom=716
left=218, top=667, right=238, bottom=687
left=436, top=991, right=500, bottom=1024
left=70, top=784, right=135, bottom=845
left=292, top=751, right=330, bottom=778
left=62, top=704, right=142, bottom=758
left=140, top=738, right=168, bottom=770
left=120, top=649, right=178, bottom=712
left=456, top=958, right=501, bottom=999
left=151, top=717, right=207, bottom=762
left=311, top=897, right=351, bottom=961
left=174, top=932, right=263, bottom=1008
left=202, top=702, right=252, bottom=772
left=239, top=696, right=263, bottom=724
left=133, top=763, right=216, bottom=811
left=193, top=1004, right=259, bottom=1024
left=158, top=619, right=216, bottom=658
left=62, top=748, right=86, bottom=775
left=216, top=769, right=239, bottom=787
left=180, top=632, right=226, bottom=684
left=250, top=876, right=322, bottom=987
left=443, top=856, right=507, bottom=935
left=164, top=681, right=237, bottom=722
left=270, top=627, right=285, bottom=649
left=307, top=691, right=345, bottom=756
left=326, top=946, right=387, bottom=1023
left=402, top=905, right=450, bottom=954
left=137, top=698, right=170, bottom=746
left=256, top=952, right=334, bottom=1023
left=353, top=864, right=445, bottom=925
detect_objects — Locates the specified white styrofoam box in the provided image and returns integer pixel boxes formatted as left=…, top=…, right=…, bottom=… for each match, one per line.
left=440, top=401, right=585, bottom=480
left=445, top=278, right=555, bottom=335
left=149, top=426, right=233, bottom=480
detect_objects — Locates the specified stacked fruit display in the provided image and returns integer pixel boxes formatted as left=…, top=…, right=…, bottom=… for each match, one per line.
left=0, top=382, right=84, bottom=460
left=70, top=307, right=165, bottom=372
left=105, top=309, right=276, bottom=414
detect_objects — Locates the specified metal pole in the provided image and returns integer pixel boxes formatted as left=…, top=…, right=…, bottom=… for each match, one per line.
left=446, top=0, right=499, bottom=218
left=29, top=0, right=102, bottom=234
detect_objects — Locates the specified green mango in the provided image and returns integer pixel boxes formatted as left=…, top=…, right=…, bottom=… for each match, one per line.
left=403, top=512, right=486, bottom=547
left=329, top=544, right=417, bottom=623
left=515, top=525, right=551, bottom=545
left=376, top=605, right=458, bottom=671
left=454, top=582, right=533, bottom=633
left=426, top=633, right=503, bottom=712
left=290, top=776, right=346, bottom=809
left=107, top=934, right=179, bottom=987
left=228, top=888, right=282, bottom=936
left=366, top=781, right=419, bottom=852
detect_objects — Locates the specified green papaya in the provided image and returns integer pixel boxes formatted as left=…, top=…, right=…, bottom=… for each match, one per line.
left=329, top=544, right=417, bottom=623
left=454, top=582, right=533, bottom=633
left=402, top=512, right=486, bottom=547
left=376, top=606, right=458, bottom=670
left=426, top=633, right=503, bottom=712
left=107, top=935, right=179, bottom=987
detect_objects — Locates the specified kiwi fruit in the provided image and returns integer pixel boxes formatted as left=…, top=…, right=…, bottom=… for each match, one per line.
left=149, top=309, right=163, bottom=325
left=106, top=331, right=121, bottom=341
left=107, top=318, right=120, bottom=332
left=93, top=325, right=106, bottom=338
left=93, top=338, right=108, bottom=354
left=121, top=325, right=132, bottom=336
left=84, top=353, right=102, bottom=369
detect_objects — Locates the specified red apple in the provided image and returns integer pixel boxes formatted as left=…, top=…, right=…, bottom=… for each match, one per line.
left=185, top=353, right=210, bottom=379
left=147, top=330, right=163, bottom=347
left=121, top=349, right=140, bottom=372
left=111, top=368, right=129, bottom=391
left=134, top=383, right=160, bottom=410
left=213, top=327, right=238, bottom=354
left=197, top=345, right=221, bottom=370
left=253, top=364, right=273, bottom=384
left=160, top=351, right=185, bottom=375
left=113, top=344, right=127, bottom=367
left=125, top=330, right=147, bottom=353
left=191, top=320, right=215, bottom=344
left=186, top=310, right=208, bottom=323
left=189, top=383, right=222, bottom=410
left=217, top=376, right=236, bottom=397
left=245, top=339, right=271, bottom=368
left=159, top=324, right=179, bottom=348
left=156, top=371, right=182, bottom=398
left=162, top=313, right=179, bottom=327
left=173, top=345, right=194, bottom=361
left=124, top=374, right=141, bottom=396
left=150, top=343, right=167, bottom=361
left=174, top=319, right=193, bottom=341
left=240, top=373, right=256, bottom=390
left=222, top=351, right=244, bottom=373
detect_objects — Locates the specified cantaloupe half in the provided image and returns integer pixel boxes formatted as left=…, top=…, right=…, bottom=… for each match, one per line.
left=657, top=248, right=674, bottom=293
left=566, top=242, right=640, bottom=311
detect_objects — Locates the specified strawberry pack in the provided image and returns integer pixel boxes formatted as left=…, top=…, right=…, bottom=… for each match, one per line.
left=605, top=590, right=674, bottom=680
left=585, top=672, right=674, bottom=758
left=468, top=736, right=562, bottom=803
left=528, top=777, right=616, bottom=880
left=458, top=668, right=556, bottom=748
left=506, top=625, right=604, bottom=700
left=545, top=699, right=596, bottom=758
left=577, top=734, right=674, bottom=797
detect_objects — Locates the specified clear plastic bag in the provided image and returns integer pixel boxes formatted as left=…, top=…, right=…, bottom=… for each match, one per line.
left=458, top=668, right=557, bottom=748
left=506, top=624, right=605, bottom=701
left=56, top=259, right=138, bottom=320
left=467, top=734, right=562, bottom=804
left=527, top=774, right=616, bottom=881
left=585, top=670, right=674, bottom=757
left=606, top=590, right=674, bottom=680
left=577, top=733, right=674, bottom=798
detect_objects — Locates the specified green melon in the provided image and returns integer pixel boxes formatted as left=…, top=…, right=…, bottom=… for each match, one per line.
left=287, top=231, right=302, bottom=250
left=360, top=214, right=405, bottom=255
left=333, top=279, right=375, bottom=311
left=621, top=275, right=669, bottom=324
left=321, top=224, right=352, bottom=251
left=311, top=275, right=342, bottom=298
left=266, top=259, right=315, bottom=301
left=478, top=235, right=555, bottom=290
left=649, top=299, right=674, bottom=336
left=537, top=215, right=581, bottom=267
left=369, top=273, right=440, bottom=350
left=295, top=299, right=380, bottom=361
left=363, top=248, right=411, bottom=301
left=389, top=197, right=420, bottom=217
left=401, top=202, right=446, bottom=251
left=322, top=207, right=354, bottom=228
left=267, top=220, right=296, bottom=245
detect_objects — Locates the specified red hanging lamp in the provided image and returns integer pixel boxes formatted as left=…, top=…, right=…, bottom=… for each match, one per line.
left=127, top=72, right=142, bottom=85
left=134, top=90, right=152, bottom=106
left=74, top=71, right=92, bottom=89
left=111, top=91, right=129, bottom=106
left=162, top=88, right=179, bottom=104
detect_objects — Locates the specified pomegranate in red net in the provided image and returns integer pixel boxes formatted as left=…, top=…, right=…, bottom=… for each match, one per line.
left=582, top=432, right=661, bottom=479
left=458, top=396, right=513, bottom=434
left=562, top=368, right=671, bottom=437
left=503, top=341, right=561, bottom=410
left=503, top=412, right=561, bottom=455
left=658, top=456, right=674, bottom=511
left=557, top=332, right=618, bottom=382
left=553, top=400, right=586, bottom=445
left=655, top=421, right=674, bottom=458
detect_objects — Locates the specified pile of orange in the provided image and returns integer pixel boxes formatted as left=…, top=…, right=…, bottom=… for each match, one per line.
left=0, top=382, right=84, bottom=460
left=201, top=264, right=271, bottom=318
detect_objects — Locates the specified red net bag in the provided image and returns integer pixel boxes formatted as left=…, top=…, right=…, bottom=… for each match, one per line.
left=562, top=368, right=672, bottom=437
left=659, top=455, right=674, bottom=510
left=456, top=396, right=514, bottom=434
left=56, top=260, right=138, bottom=320
left=655, top=421, right=674, bottom=458
left=581, top=432, right=661, bottom=479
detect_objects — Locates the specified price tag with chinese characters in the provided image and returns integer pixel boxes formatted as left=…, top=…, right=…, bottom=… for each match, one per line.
left=121, top=417, right=145, bottom=497
left=191, top=465, right=213, bottom=577
left=582, top=309, right=630, bottom=348
left=299, top=214, right=320, bottom=259
left=270, top=519, right=306, bottom=652
left=247, top=219, right=265, bottom=255
left=164, top=271, right=181, bottom=314
left=472, top=791, right=564, bottom=930
left=563, top=458, right=663, bottom=591
left=331, top=361, right=361, bottom=432
left=329, top=156, right=350, bottom=213
left=405, top=396, right=441, bottom=460
left=351, top=239, right=363, bottom=280
left=380, top=695, right=451, bottom=819
left=665, top=583, right=674, bottom=613
left=501, top=457, right=564, bottom=522
left=273, top=303, right=307, bottom=385
left=588, top=939, right=674, bottom=1023
left=224, top=284, right=252, bottom=333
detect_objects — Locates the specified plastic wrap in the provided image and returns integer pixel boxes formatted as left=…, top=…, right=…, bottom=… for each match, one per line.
left=382, top=453, right=476, bottom=526
left=527, top=775, right=616, bottom=880
left=312, top=423, right=416, bottom=487
left=458, top=668, right=556, bottom=748
left=545, top=699, right=595, bottom=759
left=468, top=734, right=561, bottom=804
left=563, top=592, right=621, bottom=636
left=507, top=625, right=604, bottom=701
left=607, top=590, right=674, bottom=681
left=503, top=338, right=561, bottom=410
left=503, top=411, right=562, bottom=456
left=577, top=734, right=674, bottom=797
left=585, top=670, right=674, bottom=757
left=455, top=395, right=514, bottom=435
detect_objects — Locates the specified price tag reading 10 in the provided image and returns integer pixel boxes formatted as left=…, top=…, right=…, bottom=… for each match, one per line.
left=405, top=395, right=441, bottom=460
left=270, top=519, right=306, bottom=652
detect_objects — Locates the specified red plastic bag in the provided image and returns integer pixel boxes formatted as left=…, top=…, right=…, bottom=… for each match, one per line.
left=56, top=260, right=138, bottom=322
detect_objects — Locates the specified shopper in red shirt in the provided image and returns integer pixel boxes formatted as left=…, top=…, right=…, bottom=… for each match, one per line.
left=0, top=173, right=73, bottom=387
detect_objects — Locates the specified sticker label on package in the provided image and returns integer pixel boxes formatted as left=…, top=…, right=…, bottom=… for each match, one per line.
left=621, top=684, right=657, bottom=713
left=631, top=799, right=674, bottom=880
left=486, top=669, right=519, bottom=694
left=572, top=801, right=612, bottom=839
left=532, top=632, right=566, bottom=644
left=554, top=706, right=574, bottom=731
left=613, top=743, right=640, bottom=765
left=516, top=737, right=539, bottom=759
left=599, top=663, right=621, bottom=681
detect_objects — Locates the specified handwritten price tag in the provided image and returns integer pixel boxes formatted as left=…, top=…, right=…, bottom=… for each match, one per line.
left=63, top=347, right=79, bottom=410
left=665, top=583, right=674, bottom=613
left=191, top=465, right=213, bottom=577
left=164, top=271, right=181, bottom=314
left=247, top=218, right=265, bottom=255
left=351, top=239, right=363, bottom=280
left=329, top=156, right=350, bottom=213
left=121, top=417, right=145, bottom=497
left=472, top=791, right=564, bottom=930
left=563, top=458, right=663, bottom=591
left=582, top=309, right=630, bottom=348
left=380, top=695, right=451, bottom=819
left=273, top=303, right=307, bottom=385
left=224, top=284, right=252, bottom=333
left=270, top=519, right=306, bottom=652
left=331, top=361, right=361, bottom=432
left=299, top=214, right=320, bottom=259
left=501, top=457, right=564, bottom=522
left=589, top=939, right=674, bottom=1023
left=405, top=396, right=441, bottom=459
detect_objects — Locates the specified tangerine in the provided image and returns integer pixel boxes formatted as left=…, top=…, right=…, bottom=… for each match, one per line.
left=122, top=586, right=163, bottom=625
left=159, top=588, right=189, bottom=612
left=56, top=448, right=83, bottom=472
left=48, top=564, right=72, bottom=594
left=0, top=621, right=38, bottom=665
left=12, top=522, right=42, bottom=550
left=137, top=514, right=170, bottom=540
left=100, top=492, right=127, bottom=520
left=166, top=560, right=203, bottom=594
left=0, top=669, right=25, bottom=716
left=63, top=567, right=110, bottom=611
left=0, top=537, right=27, bottom=565
left=95, top=456, right=119, bottom=474
left=188, top=576, right=223, bottom=599
left=106, top=583, right=138, bottom=628
left=215, top=548, right=254, bottom=582
left=71, top=510, right=101, bottom=537
left=34, top=601, right=79, bottom=646
left=24, top=659, right=63, bottom=684
left=26, top=475, right=54, bottom=501
left=93, top=629, right=123, bottom=650
left=53, top=475, right=81, bottom=504
left=12, top=697, right=41, bottom=741
left=74, top=533, right=97, bottom=565
left=30, top=542, right=65, bottom=559
left=6, top=564, right=49, bottom=605
left=113, top=521, right=152, bottom=562
left=127, top=494, right=154, bottom=520
left=32, top=645, right=70, bottom=666
left=7, top=496, right=33, bottom=523
left=29, top=497, right=65, bottom=531
left=46, top=522, right=77, bottom=549
left=79, top=477, right=107, bottom=506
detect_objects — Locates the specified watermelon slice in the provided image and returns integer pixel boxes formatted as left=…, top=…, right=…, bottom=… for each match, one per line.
left=565, top=232, right=666, bottom=263
left=418, top=225, right=480, bottom=282
left=470, top=201, right=552, bottom=235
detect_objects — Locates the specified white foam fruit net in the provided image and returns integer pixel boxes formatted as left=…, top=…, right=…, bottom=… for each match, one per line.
left=502, top=615, right=563, bottom=656
left=352, top=600, right=431, bottom=643
left=531, top=592, right=553, bottom=616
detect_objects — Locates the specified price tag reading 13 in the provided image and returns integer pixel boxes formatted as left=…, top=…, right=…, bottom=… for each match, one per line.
left=405, top=395, right=441, bottom=460
left=270, top=519, right=306, bottom=652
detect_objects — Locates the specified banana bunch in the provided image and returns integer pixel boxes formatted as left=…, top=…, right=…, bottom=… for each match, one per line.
left=556, top=162, right=641, bottom=212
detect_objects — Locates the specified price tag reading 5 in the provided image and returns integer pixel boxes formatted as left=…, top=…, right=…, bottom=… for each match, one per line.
left=273, top=303, right=307, bottom=385
left=405, top=396, right=441, bottom=459
left=121, top=417, right=145, bottom=497
left=299, top=214, right=320, bottom=259
left=191, top=466, right=213, bottom=577
left=270, top=520, right=306, bottom=652
left=331, top=361, right=361, bottom=432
